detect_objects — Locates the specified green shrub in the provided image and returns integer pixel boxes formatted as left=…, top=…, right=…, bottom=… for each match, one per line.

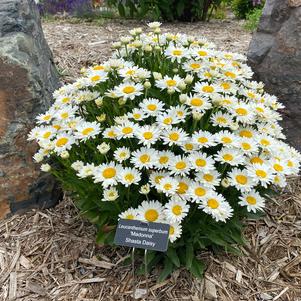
left=244, top=7, right=263, bottom=31
left=106, top=0, right=224, bottom=21
left=231, top=0, right=253, bottom=19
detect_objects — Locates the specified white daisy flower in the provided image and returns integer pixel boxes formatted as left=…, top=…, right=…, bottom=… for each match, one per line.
left=192, top=130, right=216, bottom=148
left=181, top=141, right=198, bottom=153
left=156, top=151, right=176, bottom=169
left=164, top=198, right=189, bottom=223
left=128, top=108, right=147, bottom=121
left=186, top=94, right=212, bottom=112
left=188, top=182, right=212, bottom=203
left=196, top=169, right=221, bottom=187
left=87, top=71, right=108, bottom=86
left=75, top=121, right=101, bottom=141
left=119, top=208, right=138, bottom=220
left=189, top=152, right=215, bottom=172
left=115, top=121, right=137, bottom=139
left=175, top=177, right=191, bottom=198
left=53, top=134, right=75, bottom=153
left=149, top=171, right=168, bottom=187
left=200, top=192, right=233, bottom=222
left=215, top=148, right=245, bottom=166
left=114, top=82, right=144, bottom=100
left=183, top=60, right=203, bottom=73
left=247, top=163, right=274, bottom=188
left=214, top=131, right=239, bottom=148
left=193, top=82, right=220, bottom=96
left=36, top=108, right=56, bottom=124
left=228, top=167, right=255, bottom=192
left=139, top=98, right=165, bottom=117
left=118, top=167, right=141, bottom=187
left=155, top=75, right=184, bottom=92
left=191, top=48, right=212, bottom=59
left=103, top=126, right=118, bottom=139
left=165, top=46, right=188, bottom=62
left=137, top=200, right=164, bottom=223
left=169, top=155, right=191, bottom=176
left=239, top=190, right=265, bottom=213
left=93, top=162, right=121, bottom=188
left=210, top=112, right=233, bottom=128
left=168, top=105, right=190, bottom=122
left=237, top=138, right=258, bottom=154
left=157, top=177, right=179, bottom=196
left=103, top=187, right=119, bottom=201
left=114, top=147, right=131, bottom=162
left=36, top=126, right=56, bottom=141
left=156, top=112, right=179, bottom=128
left=55, top=105, right=78, bottom=121
left=161, top=127, right=189, bottom=146
left=231, top=102, right=255, bottom=124
left=135, top=125, right=161, bottom=147
left=168, top=221, right=182, bottom=243
left=76, top=163, right=96, bottom=179
left=131, top=147, right=158, bottom=169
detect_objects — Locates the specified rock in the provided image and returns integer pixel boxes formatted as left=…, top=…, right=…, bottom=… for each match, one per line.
left=247, top=0, right=301, bottom=150
left=0, top=0, right=61, bottom=219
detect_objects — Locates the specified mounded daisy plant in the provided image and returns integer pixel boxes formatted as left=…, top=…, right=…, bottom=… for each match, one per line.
left=29, top=22, right=301, bottom=279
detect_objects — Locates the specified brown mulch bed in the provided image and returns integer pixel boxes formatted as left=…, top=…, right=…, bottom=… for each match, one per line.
left=1, top=19, right=301, bottom=300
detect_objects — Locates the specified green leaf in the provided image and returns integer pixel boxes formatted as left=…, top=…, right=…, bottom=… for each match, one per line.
left=158, top=258, right=174, bottom=282
left=176, top=1, right=185, bottom=17
left=189, top=258, right=205, bottom=278
left=117, top=2, right=126, bottom=17
left=185, top=243, right=194, bottom=269
left=166, top=248, right=180, bottom=267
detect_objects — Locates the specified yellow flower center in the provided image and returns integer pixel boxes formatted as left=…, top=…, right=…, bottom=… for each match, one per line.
left=163, top=183, right=173, bottom=191
left=247, top=92, right=255, bottom=99
left=125, top=173, right=135, bottom=182
left=256, top=169, right=267, bottom=178
left=43, top=115, right=51, bottom=121
left=260, top=139, right=270, bottom=146
left=239, top=130, right=253, bottom=138
left=273, top=164, right=283, bottom=172
left=185, top=143, right=193, bottom=151
left=250, top=157, right=264, bottom=165
left=236, top=175, right=248, bottom=185
left=202, top=85, right=214, bottom=93
left=190, top=63, right=201, bottom=69
left=198, top=137, right=208, bottom=144
left=236, top=108, right=248, bottom=116
left=120, top=151, right=127, bottom=158
left=43, top=132, right=51, bottom=139
left=143, top=132, right=153, bottom=140
left=126, top=70, right=135, bottom=75
left=155, top=175, right=163, bottom=184
left=56, top=137, right=68, bottom=147
left=256, top=107, right=264, bottom=113
left=169, top=132, right=180, bottom=141
left=172, top=205, right=182, bottom=216
left=61, top=97, right=70, bottom=103
left=53, top=125, right=61, bottom=130
left=223, top=154, right=233, bottom=161
left=195, top=187, right=206, bottom=197
left=203, top=174, right=213, bottom=182
left=175, top=161, right=186, bottom=170
left=287, top=160, right=294, bottom=167
left=126, top=214, right=134, bottom=220
left=221, top=82, right=231, bottom=90
left=163, top=117, right=173, bottom=125
left=122, top=127, right=133, bottom=134
left=123, top=86, right=135, bottom=94
left=242, top=142, right=251, bottom=150
left=140, top=154, right=150, bottom=163
left=93, top=65, right=105, bottom=70
left=145, top=209, right=159, bottom=222
left=169, top=226, right=175, bottom=235
left=207, top=198, right=219, bottom=209
left=61, top=112, right=69, bottom=119
left=133, top=113, right=141, bottom=119
left=221, top=137, right=232, bottom=144
left=166, top=79, right=177, bottom=87
left=82, top=127, right=94, bottom=136
left=246, top=196, right=257, bottom=205
left=198, top=50, right=208, bottom=56
left=172, top=49, right=183, bottom=56
left=102, top=167, right=116, bottom=179
left=225, top=71, right=236, bottom=79
left=147, top=104, right=157, bottom=111
left=91, top=75, right=101, bottom=82
left=217, top=117, right=227, bottom=124
left=196, top=159, right=206, bottom=167
left=108, top=130, right=117, bottom=138
left=177, top=182, right=188, bottom=194
left=191, top=98, right=203, bottom=107
left=159, top=156, right=169, bottom=164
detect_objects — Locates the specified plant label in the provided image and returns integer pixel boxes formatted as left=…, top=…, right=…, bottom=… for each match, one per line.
left=114, top=219, right=170, bottom=252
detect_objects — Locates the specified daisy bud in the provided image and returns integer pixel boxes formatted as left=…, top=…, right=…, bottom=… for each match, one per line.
left=97, top=142, right=110, bottom=155
left=230, top=122, right=239, bottom=131
left=144, top=45, right=152, bottom=52
left=154, top=45, right=161, bottom=51
left=147, top=22, right=162, bottom=29
left=41, top=163, right=51, bottom=172
left=112, top=41, right=122, bottom=49
left=139, top=184, right=150, bottom=195
left=143, top=81, right=151, bottom=89
left=71, top=160, right=84, bottom=171
left=172, top=68, right=178, bottom=73
left=192, top=111, right=203, bottom=120
left=221, top=178, right=230, bottom=188
left=133, top=40, right=142, bottom=48
left=153, top=72, right=162, bottom=80
left=118, top=98, right=127, bottom=105
left=154, top=27, right=161, bottom=34
left=33, top=153, right=44, bottom=163
left=95, top=97, right=103, bottom=107
left=60, top=151, right=69, bottom=159
left=96, top=114, right=106, bottom=122
left=179, top=94, right=188, bottom=104
left=167, top=88, right=175, bottom=95
left=178, top=82, right=186, bottom=91
left=184, top=74, right=194, bottom=84
left=120, top=36, right=132, bottom=44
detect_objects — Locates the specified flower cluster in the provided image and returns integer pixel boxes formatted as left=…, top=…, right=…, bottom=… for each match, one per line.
left=29, top=22, right=301, bottom=246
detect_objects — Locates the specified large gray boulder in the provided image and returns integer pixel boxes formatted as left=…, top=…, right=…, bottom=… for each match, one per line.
left=0, top=0, right=61, bottom=219
left=247, top=0, right=301, bottom=150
